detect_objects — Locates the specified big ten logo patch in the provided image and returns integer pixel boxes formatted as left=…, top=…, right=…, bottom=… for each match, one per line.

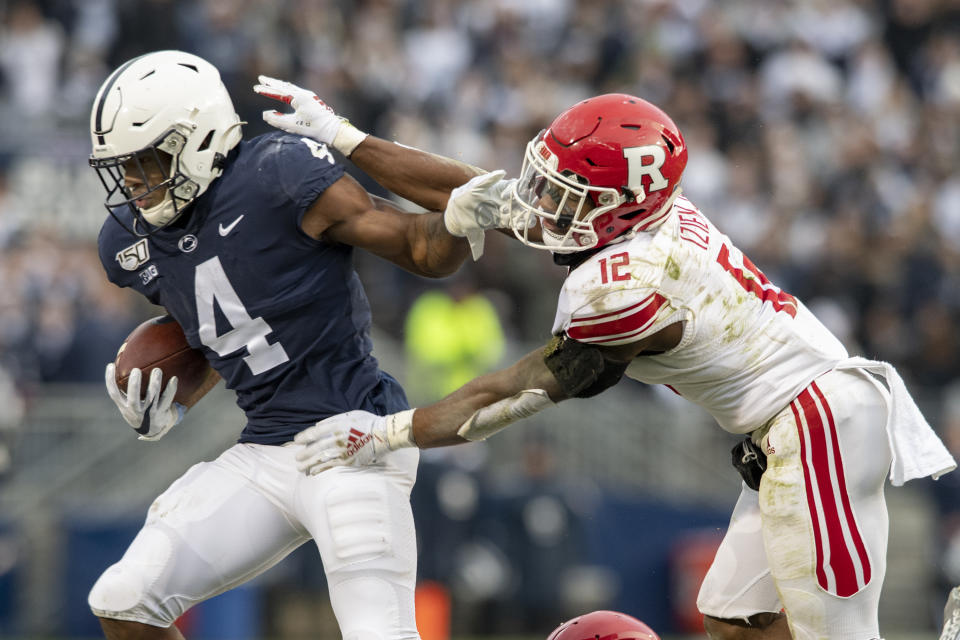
left=139, top=264, right=159, bottom=285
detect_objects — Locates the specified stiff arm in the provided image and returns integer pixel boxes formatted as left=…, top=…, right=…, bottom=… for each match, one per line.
left=255, top=77, right=483, bottom=213
left=350, top=137, right=539, bottom=245
left=349, top=136, right=484, bottom=212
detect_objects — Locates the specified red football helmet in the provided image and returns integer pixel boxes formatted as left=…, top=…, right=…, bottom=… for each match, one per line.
left=546, top=610, right=660, bottom=640
left=511, top=94, right=687, bottom=253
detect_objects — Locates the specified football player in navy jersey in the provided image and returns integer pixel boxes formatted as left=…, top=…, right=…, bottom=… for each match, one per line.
left=87, top=51, right=515, bottom=640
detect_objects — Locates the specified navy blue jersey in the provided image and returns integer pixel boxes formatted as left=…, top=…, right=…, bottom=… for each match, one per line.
left=98, top=132, right=409, bottom=445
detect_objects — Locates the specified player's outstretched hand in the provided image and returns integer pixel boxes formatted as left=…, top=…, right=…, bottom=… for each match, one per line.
left=253, top=76, right=368, bottom=156
left=294, top=409, right=416, bottom=475
left=105, top=364, right=185, bottom=442
left=444, top=170, right=519, bottom=261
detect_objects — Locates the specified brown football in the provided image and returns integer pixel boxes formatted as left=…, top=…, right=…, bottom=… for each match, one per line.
left=114, top=315, right=212, bottom=408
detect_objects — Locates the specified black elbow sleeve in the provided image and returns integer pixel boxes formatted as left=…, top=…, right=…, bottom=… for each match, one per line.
left=542, top=335, right=629, bottom=398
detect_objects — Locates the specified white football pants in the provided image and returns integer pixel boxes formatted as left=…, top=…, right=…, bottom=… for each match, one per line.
left=88, top=442, right=421, bottom=640
left=698, top=368, right=893, bottom=640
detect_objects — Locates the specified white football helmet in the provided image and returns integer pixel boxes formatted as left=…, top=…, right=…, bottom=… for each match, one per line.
left=89, top=50, right=242, bottom=235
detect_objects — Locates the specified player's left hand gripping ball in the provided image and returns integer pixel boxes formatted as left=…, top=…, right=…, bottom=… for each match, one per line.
left=253, top=76, right=368, bottom=156
left=105, top=364, right=185, bottom=441
left=294, top=409, right=416, bottom=474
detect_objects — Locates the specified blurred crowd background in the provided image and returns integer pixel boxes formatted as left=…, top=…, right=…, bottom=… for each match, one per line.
left=2, top=0, right=960, bottom=637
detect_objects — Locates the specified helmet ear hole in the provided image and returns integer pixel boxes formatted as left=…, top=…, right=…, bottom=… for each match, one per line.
left=661, top=133, right=676, bottom=153
left=619, top=208, right=646, bottom=221
left=197, top=130, right=215, bottom=152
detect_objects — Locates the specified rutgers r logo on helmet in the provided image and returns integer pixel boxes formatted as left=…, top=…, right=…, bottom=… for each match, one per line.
left=623, top=144, right=670, bottom=196
left=510, top=93, right=688, bottom=254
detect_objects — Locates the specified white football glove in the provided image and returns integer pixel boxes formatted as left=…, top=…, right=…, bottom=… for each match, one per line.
left=253, top=76, right=368, bottom=156
left=294, top=409, right=416, bottom=475
left=104, top=363, right=185, bottom=442
left=444, top=170, right=520, bottom=261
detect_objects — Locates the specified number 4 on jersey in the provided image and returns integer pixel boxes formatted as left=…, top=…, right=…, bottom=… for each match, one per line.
left=195, top=257, right=290, bottom=375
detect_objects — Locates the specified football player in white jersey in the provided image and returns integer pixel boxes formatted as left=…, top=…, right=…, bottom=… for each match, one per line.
left=278, top=86, right=956, bottom=639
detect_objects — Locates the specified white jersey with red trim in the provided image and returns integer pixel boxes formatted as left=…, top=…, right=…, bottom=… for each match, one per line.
left=551, top=195, right=848, bottom=434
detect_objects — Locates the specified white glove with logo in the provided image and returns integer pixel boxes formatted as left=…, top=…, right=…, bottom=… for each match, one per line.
left=104, top=364, right=185, bottom=441
left=253, top=76, right=368, bottom=157
left=444, top=170, right=519, bottom=260
left=294, top=409, right=416, bottom=475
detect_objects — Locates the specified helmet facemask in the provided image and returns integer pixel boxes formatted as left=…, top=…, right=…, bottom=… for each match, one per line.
left=90, top=127, right=199, bottom=236
left=511, top=137, right=624, bottom=254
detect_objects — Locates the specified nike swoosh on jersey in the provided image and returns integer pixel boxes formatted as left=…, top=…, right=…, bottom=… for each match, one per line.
left=218, top=215, right=245, bottom=236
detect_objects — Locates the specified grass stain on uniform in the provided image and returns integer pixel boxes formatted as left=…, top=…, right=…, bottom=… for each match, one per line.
left=665, top=255, right=681, bottom=280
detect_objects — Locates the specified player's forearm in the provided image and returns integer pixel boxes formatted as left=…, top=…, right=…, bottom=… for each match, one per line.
left=407, top=212, right=472, bottom=277
left=411, top=388, right=504, bottom=448
left=410, top=349, right=565, bottom=448
left=351, top=136, right=484, bottom=212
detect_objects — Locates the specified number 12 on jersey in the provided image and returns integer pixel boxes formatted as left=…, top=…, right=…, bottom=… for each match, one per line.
left=195, top=256, right=290, bottom=375
left=599, top=252, right=631, bottom=284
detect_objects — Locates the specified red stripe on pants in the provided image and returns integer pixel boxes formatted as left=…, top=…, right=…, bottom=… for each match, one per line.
left=792, top=384, right=871, bottom=597
left=791, top=393, right=829, bottom=592
left=810, top=381, right=871, bottom=591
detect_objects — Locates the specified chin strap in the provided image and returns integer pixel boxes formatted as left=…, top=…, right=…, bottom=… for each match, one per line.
left=552, top=244, right=605, bottom=268
left=139, top=193, right=177, bottom=227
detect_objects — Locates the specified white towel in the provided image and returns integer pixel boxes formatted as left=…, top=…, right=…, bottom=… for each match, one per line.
left=837, top=357, right=956, bottom=486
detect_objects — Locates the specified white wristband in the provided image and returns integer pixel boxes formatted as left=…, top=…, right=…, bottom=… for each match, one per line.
left=384, top=409, right=417, bottom=450
left=332, top=120, right=369, bottom=157
left=457, top=389, right=554, bottom=442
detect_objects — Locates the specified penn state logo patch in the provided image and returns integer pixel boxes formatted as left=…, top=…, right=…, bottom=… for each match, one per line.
left=178, top=234, right=198, bottom=253
left=116, top=239, right=149, bottom=271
